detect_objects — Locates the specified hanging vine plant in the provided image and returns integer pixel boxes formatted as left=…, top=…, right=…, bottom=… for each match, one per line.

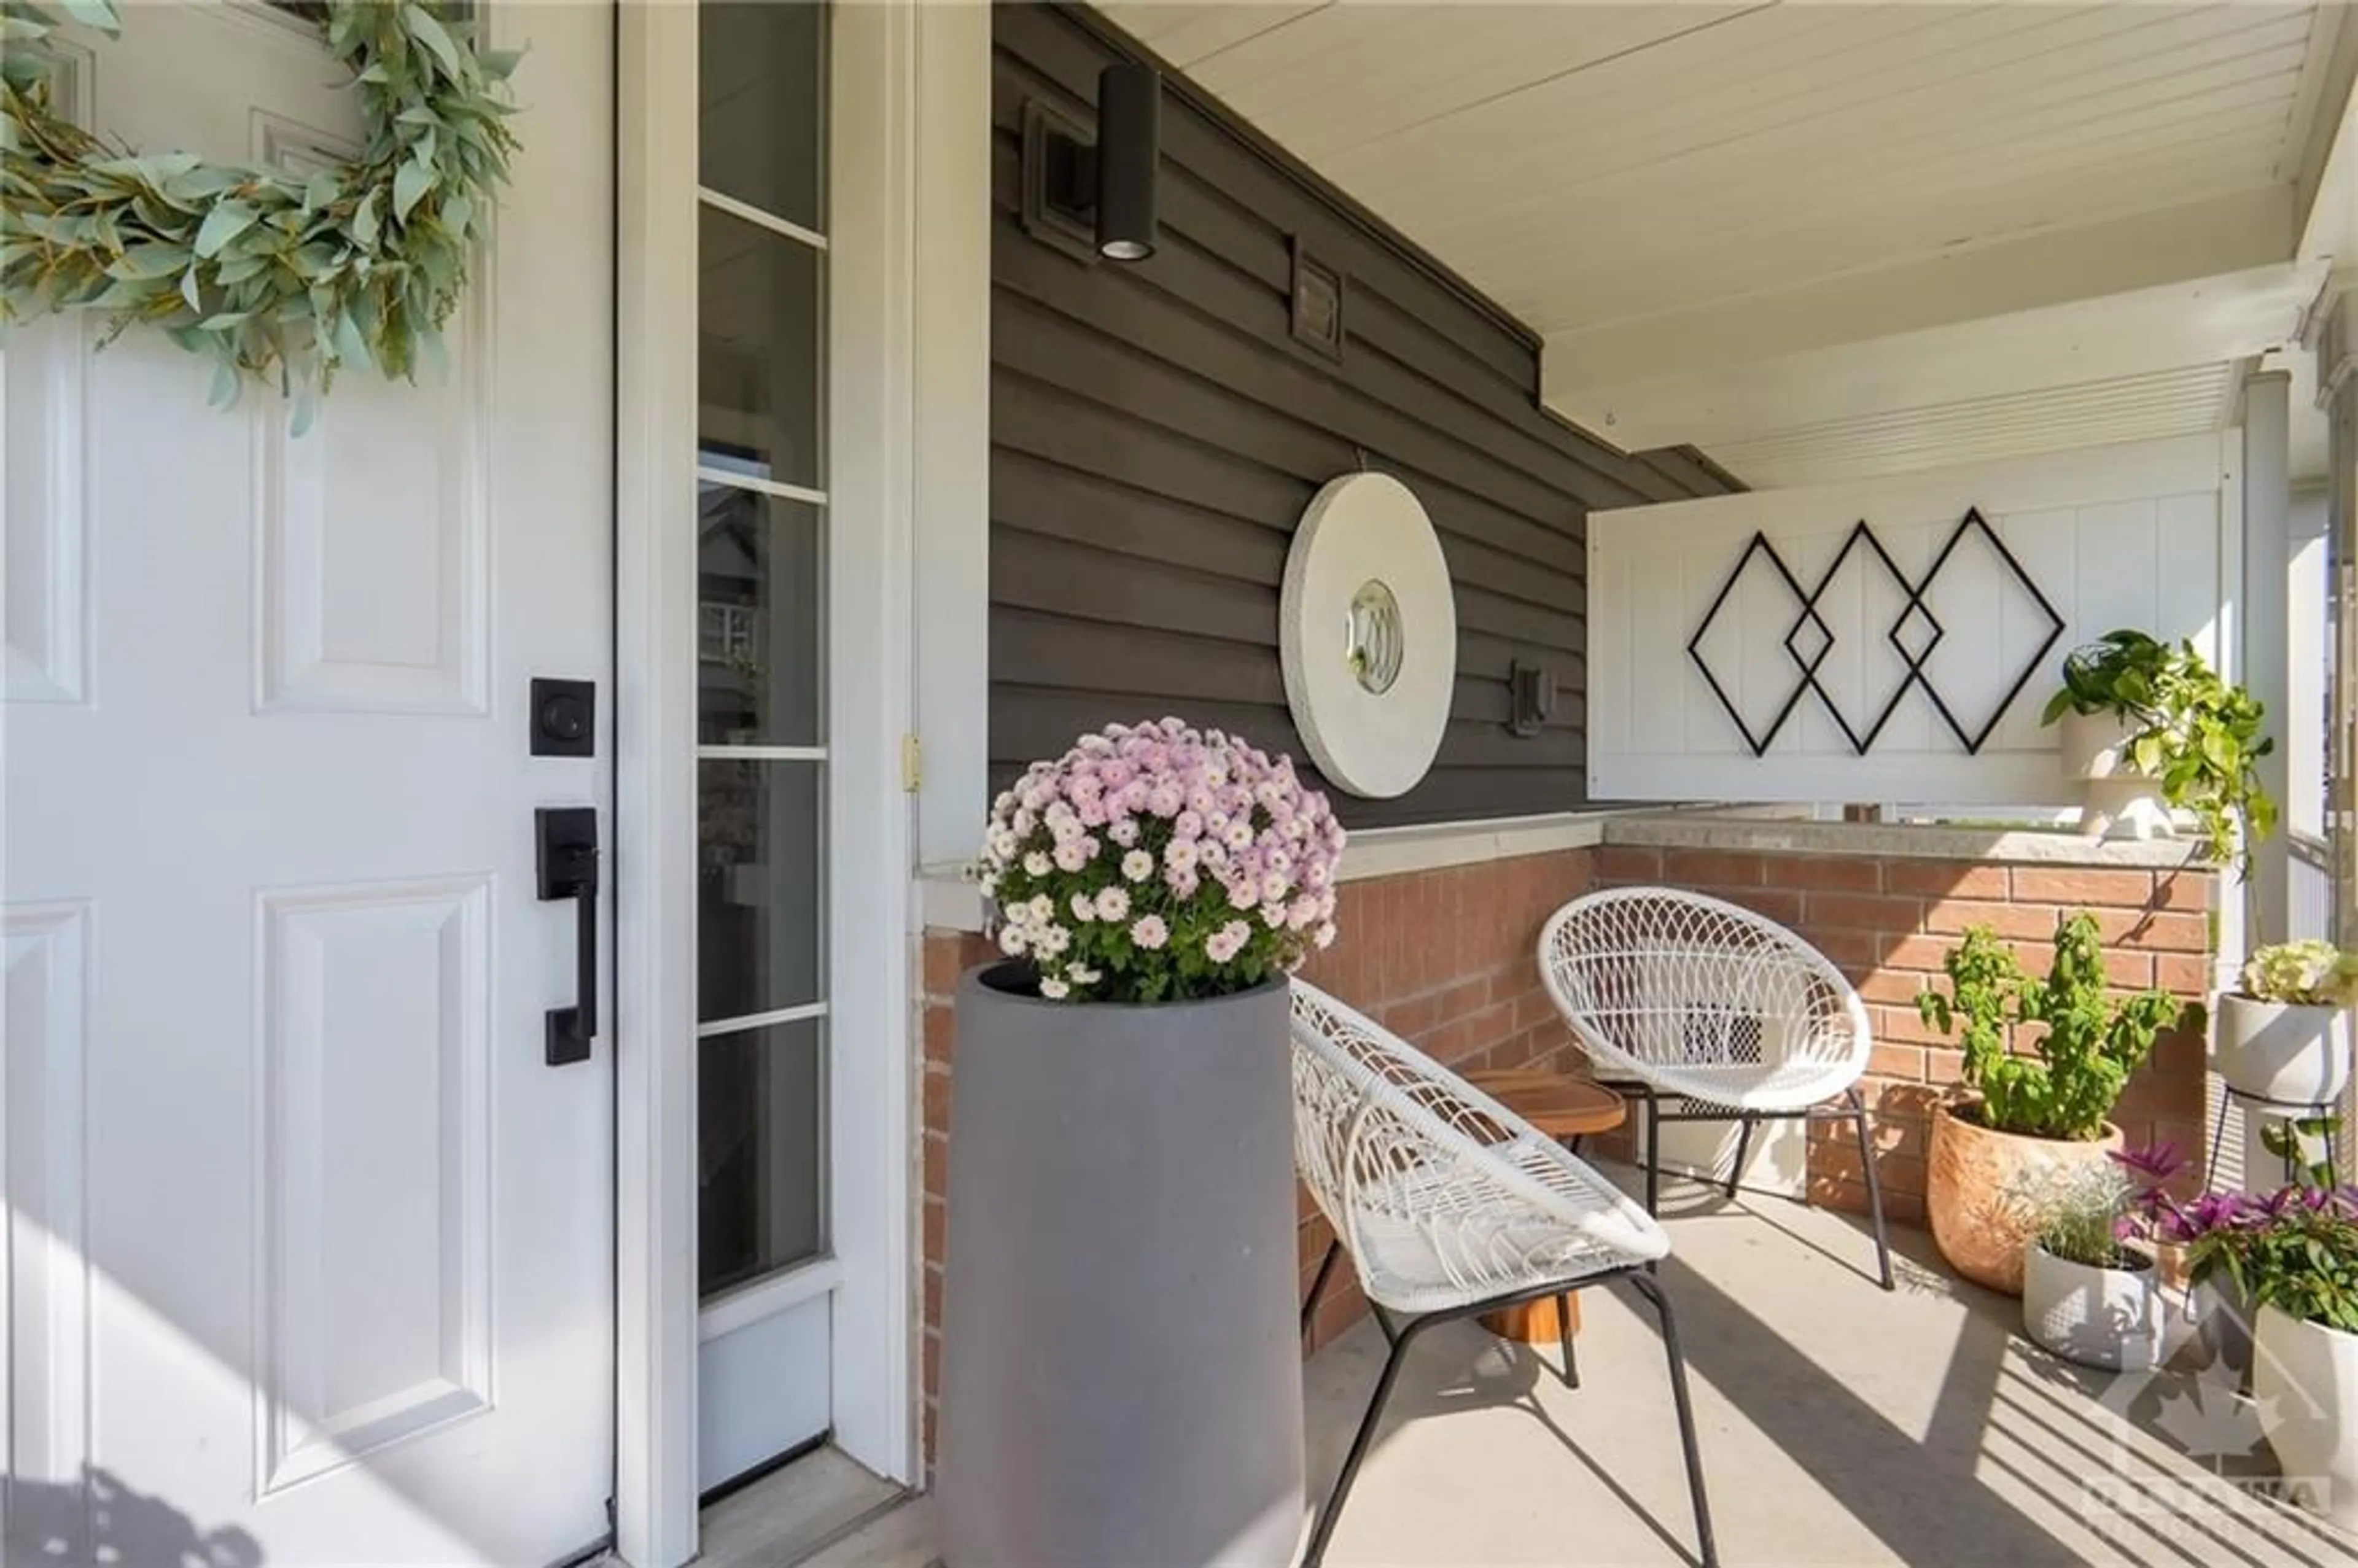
left=1, top=0, right=519, bottom=432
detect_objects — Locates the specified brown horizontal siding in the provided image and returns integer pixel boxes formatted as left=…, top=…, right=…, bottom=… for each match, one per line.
left=987, top=2, right=1732, bottom=828
left=994, top=11, right=1542, bottom=393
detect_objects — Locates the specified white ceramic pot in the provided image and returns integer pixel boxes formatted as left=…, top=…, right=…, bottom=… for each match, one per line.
left=2056, top=710, right=2174, bottom=842
left=2022, top=1240, right=2163, bottom=1372
left=2214, top=991, right=2354, bottom=1104
left=2254, top=1303, right=2358, bottom=1533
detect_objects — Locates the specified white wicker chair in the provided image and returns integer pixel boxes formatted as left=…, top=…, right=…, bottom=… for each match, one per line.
left=1290, top=980, right=1717, bottom=1568
left=1538, top=886, right=1893, bottom=1289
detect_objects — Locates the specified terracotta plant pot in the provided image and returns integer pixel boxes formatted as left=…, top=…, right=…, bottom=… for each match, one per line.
left=1928, top=1101, right=2123, bottom=1295
left=2150, top=1238, right=2196, bottom=1296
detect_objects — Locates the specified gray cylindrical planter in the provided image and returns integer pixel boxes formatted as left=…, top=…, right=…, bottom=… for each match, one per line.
left=938, top=964, right=1304, bottom=1568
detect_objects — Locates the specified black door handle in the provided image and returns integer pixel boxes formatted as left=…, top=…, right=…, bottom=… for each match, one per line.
left=535, top=807, right=599, bottom=1066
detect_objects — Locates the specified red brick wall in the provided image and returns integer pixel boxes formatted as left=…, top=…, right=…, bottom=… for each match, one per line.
left=1589, top=845, right=2215, bottom=1224
left=916, top=838, right=2214, bottom=1460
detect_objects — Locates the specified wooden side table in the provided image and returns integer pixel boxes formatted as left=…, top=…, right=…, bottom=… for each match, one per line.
left=1461, top=1068, right=1627, bottom=1346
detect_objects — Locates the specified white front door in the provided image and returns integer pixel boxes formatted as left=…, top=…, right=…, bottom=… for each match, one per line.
left=4, top=4, right=615, bottom=1564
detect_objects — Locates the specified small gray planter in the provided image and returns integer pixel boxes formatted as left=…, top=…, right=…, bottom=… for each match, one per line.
left=938, top=964, right=1304, bottom=1568
left=2022, top=1241, right=2162, bottom=1372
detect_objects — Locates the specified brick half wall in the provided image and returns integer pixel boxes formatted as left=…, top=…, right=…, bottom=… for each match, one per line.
left=1588, top=844, right=2214, bottom=1225
left=915, top=829, right=2215, bottom=1462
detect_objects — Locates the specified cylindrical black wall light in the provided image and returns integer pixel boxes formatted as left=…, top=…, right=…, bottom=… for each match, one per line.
left=1094, top=61, right=1160, bottom=262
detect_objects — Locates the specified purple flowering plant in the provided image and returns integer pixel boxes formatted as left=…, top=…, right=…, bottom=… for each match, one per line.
left=2187, top=1181, right=2358, bottom=1333
left=2109, top=1141, right=2256, bottom=1246
left=975, top=719, right=1345, bottom=1004
left=2139, top=1116, right=2358, bottom=1332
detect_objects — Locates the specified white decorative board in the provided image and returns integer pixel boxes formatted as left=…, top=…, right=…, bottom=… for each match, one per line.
left=1279, top=472, right=1457, bottom=798
left=1587, top=434, right=2228, bottom=804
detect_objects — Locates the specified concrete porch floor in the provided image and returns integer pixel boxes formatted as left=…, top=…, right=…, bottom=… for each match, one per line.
left=1302, top=1170, right=2357, bottom=1567
left=807, top=1168, right=2355, bottom=1567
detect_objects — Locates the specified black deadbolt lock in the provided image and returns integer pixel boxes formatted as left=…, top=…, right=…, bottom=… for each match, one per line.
left=531, top=678, right=595, bottom=758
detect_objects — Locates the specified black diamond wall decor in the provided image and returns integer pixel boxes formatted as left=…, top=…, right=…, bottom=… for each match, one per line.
left=1686, top=508, right=2063, bottom=758
left=1686, top=531, right=1817, bottom=758
left=1803, top=521, right=1926, bottom=756
left=1910, top=507, right=2064, bottom=755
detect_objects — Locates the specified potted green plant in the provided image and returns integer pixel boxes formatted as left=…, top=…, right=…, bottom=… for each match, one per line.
left=940, top=718, right=1343, bottom=1568
left=2189, top=1180, right=2358, bottom=1531
left=2216, top=939, right=2358, bottom=1104
left=2018, top=1159, right=2163, bottom=1370
left=1918, top=911, right=2198, bottom=1294
left=2040, top=628, right=2277, bottom=866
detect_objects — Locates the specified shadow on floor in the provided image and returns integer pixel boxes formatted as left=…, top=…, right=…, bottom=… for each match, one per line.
left=1304, top=1173, right=2357, bottom=1567
left=7, top=1465, right=264, bottom=1568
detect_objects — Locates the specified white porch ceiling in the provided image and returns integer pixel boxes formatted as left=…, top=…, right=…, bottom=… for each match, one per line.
left=1108, top=1, right=2358, bottom=486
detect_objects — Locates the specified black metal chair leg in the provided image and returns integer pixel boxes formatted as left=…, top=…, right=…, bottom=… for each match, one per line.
left=1643, top=1091, right=1662, bottom=1215
left=1626, top=1273, right=1719, bottom=1568
left=2206, top=1091, right=2233, bottom=1200
left=1302, top=1239, right=1341, bottom=1345
left=1643, top=1093, right=1663, bottom=1271
left=1555, top=1295, right=1580, bottom=1389
left=1725, top=1116, right=1754, bottom=1201
left=1849, top=1087, right=1895, bottom=1292
left=1302, top=1316, right=1426, bottom=1567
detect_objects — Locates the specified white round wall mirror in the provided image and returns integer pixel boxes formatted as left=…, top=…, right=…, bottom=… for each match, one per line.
left=1279, top=472, right=1456, bottom=798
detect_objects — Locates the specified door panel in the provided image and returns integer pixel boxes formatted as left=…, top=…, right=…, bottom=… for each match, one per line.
left=2, top=4, right=616, bottom=1563
left=257, top=878, right=495, bottom=1496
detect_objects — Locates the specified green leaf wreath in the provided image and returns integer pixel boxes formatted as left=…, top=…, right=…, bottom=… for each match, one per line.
left=1, top=0, right=518, bottom=432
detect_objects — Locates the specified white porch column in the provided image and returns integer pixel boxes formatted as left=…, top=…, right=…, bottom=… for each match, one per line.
left=2316, top=292, right=2358, bottom=1181
left=2289, top=491, right=2331, bottom=854
left=2322, top=295, right=2358, bottom=945
left=2242, top=370, right=2293, bottom=946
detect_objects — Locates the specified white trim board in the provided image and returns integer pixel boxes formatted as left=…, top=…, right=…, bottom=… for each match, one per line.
left=909, top=0, right=993, bottom=872
left=823, top=0, right=933, bottom=1491
left=1545, top=262, right=2321, bottom=455
left=615, top=3, right=702, bottom=1560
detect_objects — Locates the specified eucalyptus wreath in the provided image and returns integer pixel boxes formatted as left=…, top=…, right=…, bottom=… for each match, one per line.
left=1, top=0, right=519, bottom=432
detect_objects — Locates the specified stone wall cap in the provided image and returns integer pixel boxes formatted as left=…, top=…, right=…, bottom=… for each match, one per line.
left=1600, top=815, right=2209, bottom=871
